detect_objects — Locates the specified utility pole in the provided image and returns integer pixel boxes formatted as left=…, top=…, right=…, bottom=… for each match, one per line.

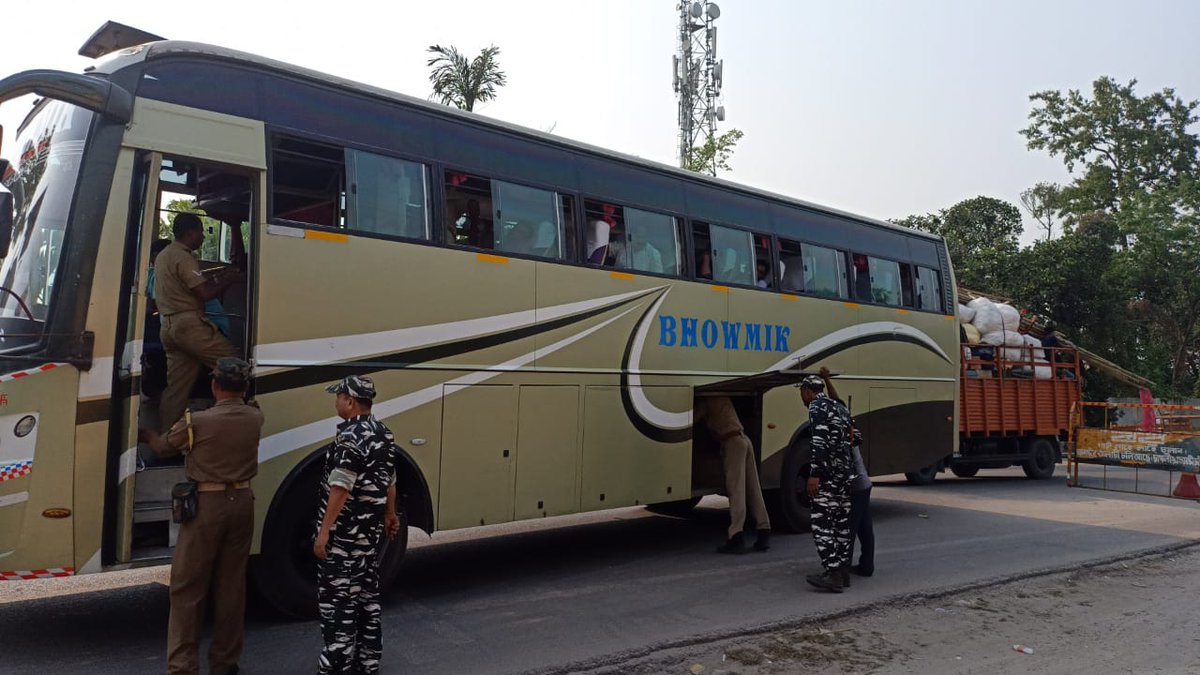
left=673, top=2, right=725, bottom=170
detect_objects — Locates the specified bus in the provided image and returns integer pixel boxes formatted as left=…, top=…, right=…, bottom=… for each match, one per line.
left=0, top=25, right=958, bottom=615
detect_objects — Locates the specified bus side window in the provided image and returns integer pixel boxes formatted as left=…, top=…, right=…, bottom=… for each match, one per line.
left=692, top=221, right=713, bottom=279
left=270, top=136, right=345, bottom=228
left=916, top=265, right=943, bottom=312
left=444, top=170, right=495, bottom=250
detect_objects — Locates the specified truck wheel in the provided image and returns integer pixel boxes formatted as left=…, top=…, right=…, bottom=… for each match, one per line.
left=904, top=463, right=940, bottom=485
left=767, top=439, right=812, bottom=533
left=951, top=465, right=979, bottom=478
left=1022, top=438, right=1057, bottom=480
left=646, top=497, right=703, bottom=518
left=253, top=465, right=410, bottom=618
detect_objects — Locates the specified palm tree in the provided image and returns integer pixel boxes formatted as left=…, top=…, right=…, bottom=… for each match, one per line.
left=426, top=44, right=507, bottom=112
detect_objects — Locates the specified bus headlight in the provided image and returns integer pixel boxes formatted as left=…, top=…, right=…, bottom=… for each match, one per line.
left=14, top=415, right=36, bottom=437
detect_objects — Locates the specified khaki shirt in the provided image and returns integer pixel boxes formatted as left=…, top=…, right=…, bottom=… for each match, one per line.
left=154, top=241, right=205, bottom=316
left=164, top=398, right=264, bottom=483
left=695, top=396, right=744, bottom=439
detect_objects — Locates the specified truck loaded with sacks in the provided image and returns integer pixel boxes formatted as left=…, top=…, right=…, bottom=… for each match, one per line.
left=902, top=296, right=1083, bottom=485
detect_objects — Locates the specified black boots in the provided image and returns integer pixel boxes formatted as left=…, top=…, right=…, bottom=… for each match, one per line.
left=753, top=529, right=770, bottom=552
left=851, top=564, right=874, bottom=577
left=806, top=566, right=850, bottom=592
left=717, top=532, right=746, bottom=554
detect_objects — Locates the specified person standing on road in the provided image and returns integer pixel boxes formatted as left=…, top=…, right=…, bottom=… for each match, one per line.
left=695, top=395, right=772, bottom=553
left=800, top=372, right=856, bottom=592
left=154, top=212, right=241, bottom=432
left=819, top=368, right=874, bottom=579
left=314, top=375, right=402, bottom=675
left=140, top=357, right=264, bottom=675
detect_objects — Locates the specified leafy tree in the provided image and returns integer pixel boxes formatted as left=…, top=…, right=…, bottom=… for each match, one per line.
left=426, top=45, right=507, bottom=112
left=684, top=128, right=744, bottom=176
left=1019, top=182, right=1062, bottom=240
left=1023, top=76, right=1200, bottom=396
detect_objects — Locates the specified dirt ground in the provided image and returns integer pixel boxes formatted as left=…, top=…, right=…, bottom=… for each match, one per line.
left=601, top=545, right=1200, bottom=675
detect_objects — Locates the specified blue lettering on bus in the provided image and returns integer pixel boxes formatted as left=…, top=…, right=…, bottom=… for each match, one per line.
left=721, top=321, right=741, bottom=350
left=659, top=316, right=678, bottom=347
left=681, top=317, right=699, bottom=348
left=744, top=323, right=763, bottom=352
left=655, top=314, right=791, bottom=353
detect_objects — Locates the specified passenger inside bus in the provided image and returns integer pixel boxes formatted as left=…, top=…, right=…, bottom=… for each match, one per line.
left=586, top=219, right=610, bottom=265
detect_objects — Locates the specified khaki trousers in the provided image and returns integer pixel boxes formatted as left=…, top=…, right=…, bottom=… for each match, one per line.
left=167, top=489, right=254, bottom=675
left=160, top=312, right=236, bottom=432
left=721, top=433, right=771, bottom=538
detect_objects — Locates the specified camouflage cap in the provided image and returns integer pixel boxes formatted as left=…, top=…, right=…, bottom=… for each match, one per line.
left=213, top=357, right=251, bottom=384
left=325, top=374, right=377, bottom=401
left=799, top=374, right=826, bottom=391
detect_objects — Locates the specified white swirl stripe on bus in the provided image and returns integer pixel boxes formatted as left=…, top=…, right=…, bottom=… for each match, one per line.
left=626, top=289, right=692, bottom=431
left=767, top=322, right=950, bottom=372
left=254, top=287, right=660, bottom=367
left=258, top=305, right=643, bottom=464
left=0, top=492, right=30, bottom=508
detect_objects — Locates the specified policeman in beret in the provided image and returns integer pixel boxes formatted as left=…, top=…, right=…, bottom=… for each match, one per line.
left=313, top=375, right=400, bottom=675
left=798, top=372, right=856, bottom=592
left=142, top=357, right=264, bottom=674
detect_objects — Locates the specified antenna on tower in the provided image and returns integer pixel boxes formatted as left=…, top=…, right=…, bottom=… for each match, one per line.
left=674, top=2, right=725, bottom=171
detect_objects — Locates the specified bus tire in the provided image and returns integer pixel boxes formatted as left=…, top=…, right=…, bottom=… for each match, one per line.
left=904, top=462, right=940, bottom=485
left=253, top=464, right=410, bottom=619
left=645, top=497, right=702, bottom=518
left=768, top=439, right=812, bottom=533
left=950, top=465, right=979, bottom=478
left=1022, top=438, right=1057, bottom=480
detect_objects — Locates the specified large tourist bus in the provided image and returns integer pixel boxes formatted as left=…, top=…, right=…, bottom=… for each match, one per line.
left=0, top=24, right=957, bottom=614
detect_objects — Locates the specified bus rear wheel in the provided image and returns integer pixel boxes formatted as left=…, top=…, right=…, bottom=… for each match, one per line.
left=767, top=439, right=812, bottom=533
left=904, top=462, right=940, bottom=485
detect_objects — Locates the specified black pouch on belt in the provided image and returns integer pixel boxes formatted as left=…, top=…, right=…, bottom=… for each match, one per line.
left=172, top=481, right=199, bottom=523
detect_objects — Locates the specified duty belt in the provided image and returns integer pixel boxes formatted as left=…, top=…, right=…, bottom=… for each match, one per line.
left=196, top=481, right=251, bottom=492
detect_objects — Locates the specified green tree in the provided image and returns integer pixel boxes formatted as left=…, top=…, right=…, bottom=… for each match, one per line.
left=1019, top=182, right=1062, bottom=240
left=684, top=128, right=744, bottom=176
left=426, top=44, right=507, bottom=112
left=1023, top=76, right=1200, bottom=395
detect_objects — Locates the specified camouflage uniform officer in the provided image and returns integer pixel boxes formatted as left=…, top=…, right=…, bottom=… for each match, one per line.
left=155, top=212, right=241, bottom=432
left=799, top=374, right=856, bottom=592
left=142, top=357, right=264, bottom=675
left=314, top=375, right=401, bottom=675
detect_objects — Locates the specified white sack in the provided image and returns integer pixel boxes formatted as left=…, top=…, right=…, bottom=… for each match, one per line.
left=996, top=303, right=1021, bottom=332
left=980, top=330, right=1024, bottom=347
left=971, top=299, right=1004, bottom=334
left=957, top=303, right=976, bottom=323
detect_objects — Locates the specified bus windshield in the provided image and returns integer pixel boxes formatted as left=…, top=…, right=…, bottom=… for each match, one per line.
left=0, top=101, right=92, bottom=351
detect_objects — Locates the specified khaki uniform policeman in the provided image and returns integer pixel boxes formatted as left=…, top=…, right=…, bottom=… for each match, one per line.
left=695, top=395, right=771, bottom=553
left=155, top=212, right=240, bottom=432
left=143, top=357, right=264, bottom=675
left=314, top=375, right=401, bottom=674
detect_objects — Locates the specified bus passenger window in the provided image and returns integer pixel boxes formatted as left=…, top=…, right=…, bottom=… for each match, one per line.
left=345, top=149, right=429, bottom=240
left=444, top=170, right=494, bottom=249
left=270, top=136, right=345, bottom=228
left=854, top=254, right=903, bottom=305
left=493, top=180, right=566, bottom=259
left=584, top=200, right=622, bottom=267
left=623, top=207, right=679, bottom=275
left=692, top=221, right=712, bottom=279
left=753, top=234, right=773, bottom=288
left=696, top=222, right=754, bottom=285
left=899, top=262, right=915, bottom=307
left=797, top=242, right=847, bottom=298
left=916, top=265, right=943, bottom=311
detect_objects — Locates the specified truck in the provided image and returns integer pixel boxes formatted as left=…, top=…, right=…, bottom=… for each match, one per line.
left=902, top=343, right=1083, bottom=484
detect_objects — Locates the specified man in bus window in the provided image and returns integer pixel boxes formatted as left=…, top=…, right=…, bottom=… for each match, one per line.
left=155, top=212, right=242, bottom=432
left=314, top=375, right=402, bottom=675
left=799, top=374, right=856, bottom=592
left=695, top=395, right=771, bottom=553
left=140, top=358, right=263, bottom=675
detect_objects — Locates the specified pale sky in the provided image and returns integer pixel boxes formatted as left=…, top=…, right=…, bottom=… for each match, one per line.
left=4, top=1, right=1199, bottom=243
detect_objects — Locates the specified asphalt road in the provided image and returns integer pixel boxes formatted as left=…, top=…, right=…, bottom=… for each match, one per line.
left=3, top=466, right=1199, bottom=674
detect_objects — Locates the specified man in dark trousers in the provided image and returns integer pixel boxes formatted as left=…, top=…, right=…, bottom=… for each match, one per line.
left=314, top=375, right=402, bottom=674
left=799, top=373, right=856, bottom=592
left=141, top=357, right=264, bottom=675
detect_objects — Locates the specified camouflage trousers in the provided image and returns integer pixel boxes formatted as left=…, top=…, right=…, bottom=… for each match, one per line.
left=811, top=473, right=852, bottom=572
left=318, top=552, right=382, bottom=674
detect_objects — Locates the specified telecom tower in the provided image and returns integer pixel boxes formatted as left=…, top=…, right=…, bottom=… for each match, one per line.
left=673, top=1, right=725, bottom=171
